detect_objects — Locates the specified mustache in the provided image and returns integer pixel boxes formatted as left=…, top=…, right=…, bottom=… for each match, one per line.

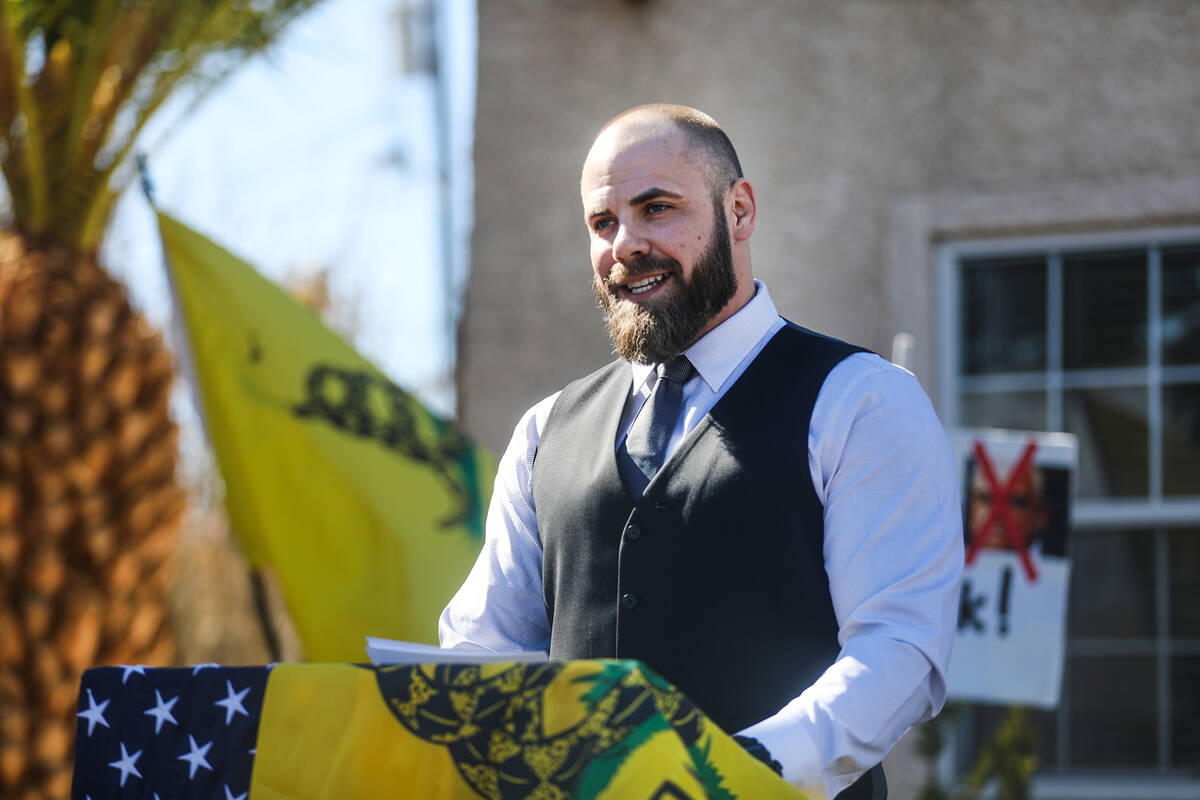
left=604, top=254, right=680, bottom=291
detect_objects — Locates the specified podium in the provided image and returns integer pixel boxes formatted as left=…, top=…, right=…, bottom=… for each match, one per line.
left=71, top=659, right=802, bottom=799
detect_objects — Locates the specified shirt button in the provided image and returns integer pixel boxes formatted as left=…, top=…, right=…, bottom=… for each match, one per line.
left=625, top=524, right=641, bottom=541
left=621, top=593, right=638, bottom=609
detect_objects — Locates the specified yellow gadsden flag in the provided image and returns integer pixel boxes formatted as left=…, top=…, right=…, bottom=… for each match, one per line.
left=250, top=660, right=810, bottom=799
left=157, top=211, right=493, bottom=660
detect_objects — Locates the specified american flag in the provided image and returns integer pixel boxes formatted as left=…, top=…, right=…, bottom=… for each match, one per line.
left=71, top=665, right=270, bottom=799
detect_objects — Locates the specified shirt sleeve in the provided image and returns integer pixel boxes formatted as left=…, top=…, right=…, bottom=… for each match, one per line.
left=438, top=392, right=560, bottom=652
left=738, top=354, right=964, bottom=798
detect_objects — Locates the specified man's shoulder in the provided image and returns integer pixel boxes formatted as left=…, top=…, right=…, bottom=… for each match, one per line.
left=819, top=350, right=934, bottom=421
left=517, top=359, right=628, bottom=446
left=747, top=320, right=874, bottom=387
left=775, top=318, right=872, bottom=355
left=755, top=323, right=927, bottom=409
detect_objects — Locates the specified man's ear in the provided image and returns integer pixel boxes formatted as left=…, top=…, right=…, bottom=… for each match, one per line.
left=729, top=178, right=756, bottom=242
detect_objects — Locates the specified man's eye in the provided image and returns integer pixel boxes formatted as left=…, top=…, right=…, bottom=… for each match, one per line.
left=593, top=218, right=615, bottom=232
left=646, top=203, right=671, bottom=214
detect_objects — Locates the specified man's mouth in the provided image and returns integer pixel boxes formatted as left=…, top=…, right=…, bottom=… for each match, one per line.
left=618, top=272, right=670, bottom=299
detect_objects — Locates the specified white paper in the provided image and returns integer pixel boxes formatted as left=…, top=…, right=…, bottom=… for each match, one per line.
left=365, top=637, right=548, bottom=666
left=947, top=428, right=1078, bottom=709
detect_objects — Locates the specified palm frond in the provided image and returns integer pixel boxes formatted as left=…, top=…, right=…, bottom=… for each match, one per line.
left=0, top=0, right=325, bottom=252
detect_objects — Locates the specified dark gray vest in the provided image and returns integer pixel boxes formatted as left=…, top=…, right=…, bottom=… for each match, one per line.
left=532, top=322, right=867, bottom=733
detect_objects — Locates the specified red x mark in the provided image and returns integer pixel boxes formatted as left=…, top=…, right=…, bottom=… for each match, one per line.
left=965, top=438, right=1039, bottom=581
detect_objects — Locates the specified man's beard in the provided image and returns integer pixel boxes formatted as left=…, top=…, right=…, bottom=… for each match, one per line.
left=592, top=210, right=737, bottom=365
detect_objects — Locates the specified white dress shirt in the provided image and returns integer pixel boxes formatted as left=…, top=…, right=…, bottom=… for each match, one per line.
left=439, top=281, right=963, bottom=799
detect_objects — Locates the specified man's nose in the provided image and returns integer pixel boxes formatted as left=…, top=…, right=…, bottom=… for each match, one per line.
left=611, top=222, right=649, bottom=262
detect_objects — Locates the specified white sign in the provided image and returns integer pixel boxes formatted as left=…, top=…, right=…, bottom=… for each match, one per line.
left=946, top=429, right=1077, bottom=709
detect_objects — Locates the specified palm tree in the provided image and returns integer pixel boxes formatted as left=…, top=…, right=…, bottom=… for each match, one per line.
left=0, top=2, right=322, bottom=796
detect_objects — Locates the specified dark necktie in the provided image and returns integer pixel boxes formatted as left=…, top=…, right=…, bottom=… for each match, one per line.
left=618, top=355, right=696, bottom=496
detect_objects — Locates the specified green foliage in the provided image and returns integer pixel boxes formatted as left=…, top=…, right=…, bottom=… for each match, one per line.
left=0, top=0, right=323, bottom=252
left=913, top=703, right=1038, bottom=800
left=958, top=706, right=1038, bottom=800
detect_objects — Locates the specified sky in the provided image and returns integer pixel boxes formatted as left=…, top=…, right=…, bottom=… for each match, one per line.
left=102, top=0, right=476, bottom=424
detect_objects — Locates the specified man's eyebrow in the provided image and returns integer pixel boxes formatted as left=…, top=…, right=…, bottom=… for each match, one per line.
left=629, top=187, right=682, bottom=206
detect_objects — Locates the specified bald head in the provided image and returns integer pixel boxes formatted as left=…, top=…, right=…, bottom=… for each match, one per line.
left=579, top=103, right=759, bottom=363
left=587, top=104, right=743, bottom=200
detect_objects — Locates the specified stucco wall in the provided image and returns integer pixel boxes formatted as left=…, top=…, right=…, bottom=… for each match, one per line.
left=461, top=0, right=1200, bottom=454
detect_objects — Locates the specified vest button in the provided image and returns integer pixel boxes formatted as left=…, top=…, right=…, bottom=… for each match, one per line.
left=625, top=524, right=641, bottom=540
left=620, top=592, right=638, bottom=609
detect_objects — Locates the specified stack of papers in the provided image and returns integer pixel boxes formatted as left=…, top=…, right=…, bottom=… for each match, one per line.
left=365, top=637, right=549, bottom=665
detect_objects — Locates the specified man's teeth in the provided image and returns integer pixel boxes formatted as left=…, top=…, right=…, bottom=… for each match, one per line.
left=626, top=274, right=666, bottom=295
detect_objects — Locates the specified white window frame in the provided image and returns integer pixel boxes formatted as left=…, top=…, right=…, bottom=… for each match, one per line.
left=936, top=226, right=1200, bottom=794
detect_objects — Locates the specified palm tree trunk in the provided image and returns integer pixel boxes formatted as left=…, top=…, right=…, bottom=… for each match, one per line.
left=0, top=234, right=183, bottom=798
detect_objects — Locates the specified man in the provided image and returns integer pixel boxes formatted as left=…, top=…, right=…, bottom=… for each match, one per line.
left=441, top=104, right=963, bottom=799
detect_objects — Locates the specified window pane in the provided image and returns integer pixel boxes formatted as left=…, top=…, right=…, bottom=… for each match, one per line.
left=1163, top=383, right=1200, bottom=497
left=1064, top=251, right=1147, bottom=369
left=961, top=257, right=1047, bottom=375
left=960, top=391, right=1046, bottom=431
left=1066, top=655, right=1158, bottom=768
left=1172, top=656, right=1200, bottom=770
left=1069, top=530, right=1156, bottom=639
left=1162, top=245, right=1200, bottom=366
left=1169, top=529, right=1200, bottom=638
left=1065, top=387, right=1148, bottom=497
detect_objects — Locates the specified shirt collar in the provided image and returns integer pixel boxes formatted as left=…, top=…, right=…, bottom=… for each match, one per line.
left=629, top=280, right=779, bottom=392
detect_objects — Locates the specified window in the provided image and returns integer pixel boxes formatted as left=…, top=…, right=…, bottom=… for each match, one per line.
left=940, top=230, right=1200, bottom=780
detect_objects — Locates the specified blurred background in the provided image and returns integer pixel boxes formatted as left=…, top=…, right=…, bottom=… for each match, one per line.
left=0, top=1, right=1197, bottom=799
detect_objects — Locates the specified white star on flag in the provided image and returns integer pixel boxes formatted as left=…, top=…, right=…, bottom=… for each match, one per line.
left=120, top=665, right=147, bottom=684
left=144, top=690, right=180, bottom=734
left=78, top=689, right=111, bottom=737
left=178, top=735, right=214, bottom=779
left=215, top=680, right=251, bottom=724
left=108, top=742, right=143, bottom=787
left=192, top=663, right=220, bottom=675
left=225, top=785, right=249, bottom=800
